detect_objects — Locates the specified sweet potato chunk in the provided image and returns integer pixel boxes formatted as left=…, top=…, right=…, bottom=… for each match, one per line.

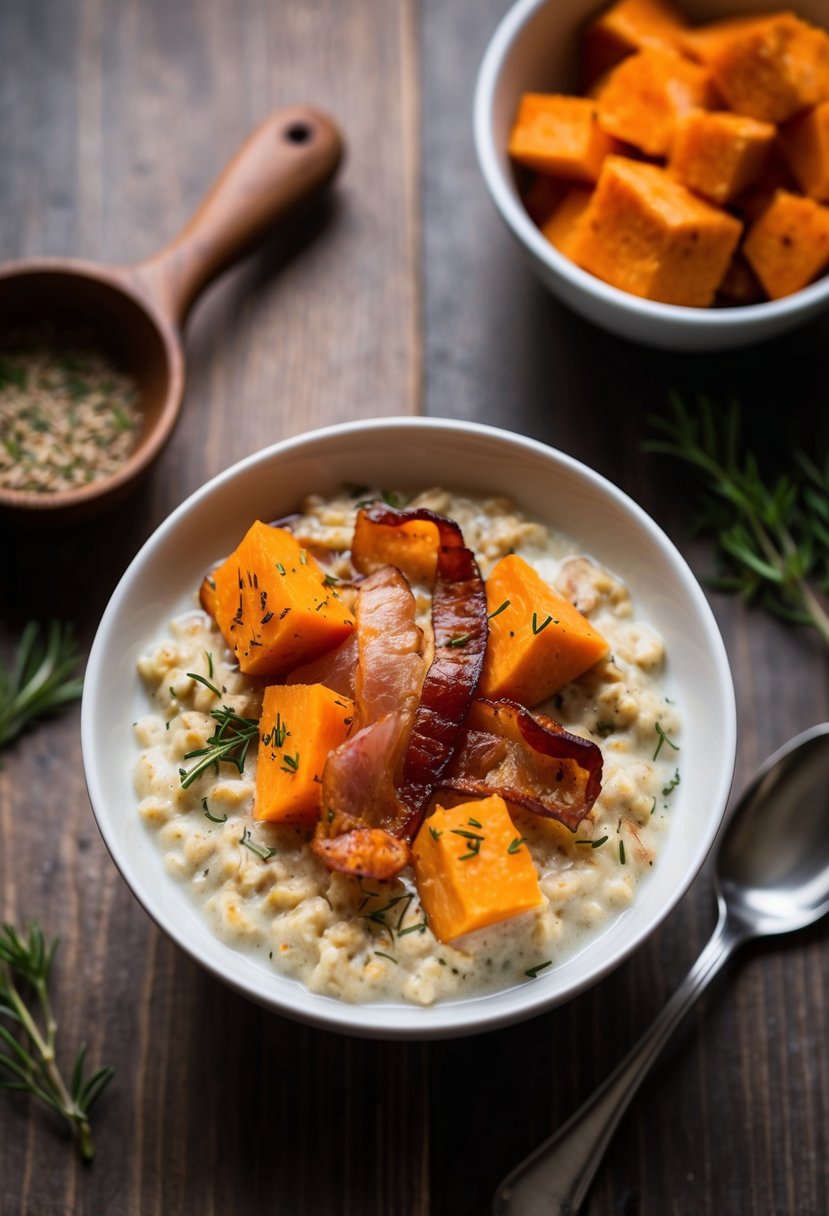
left=541, top=187, right=594, bottom=257
left=255, top=683, right=355, bottom=827
left=569, top=156, right=742, bottom=305
left=213, top=521, right=354, bottom=677
left=478, top=554, right=609, bottom=707
left=681, top=12, right=829, bottom=124
left=716, top=253, right=764, bottom=305
left=669, top=109, right=775, bottom=205
left=509, top=94, right=619, bottom=183
left=743, top=188, right=829, bottom=298
left=780, top=101, right=829, bottom=201
left=581, top=0, right=689, bottom=87
left=412, top=795, right=543, bottom=943
left=351, top=510, right=439, bottom=585
left=595, top=45, right=713, bottom=157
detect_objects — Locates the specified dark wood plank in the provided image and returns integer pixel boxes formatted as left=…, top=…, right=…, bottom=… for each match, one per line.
left=422, top=3, right=829, bottom=1214
left=0, top=2, right=423, bottom=1214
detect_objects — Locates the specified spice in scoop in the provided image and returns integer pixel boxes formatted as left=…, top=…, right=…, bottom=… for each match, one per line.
left=0, top=327, right=141, bottom=493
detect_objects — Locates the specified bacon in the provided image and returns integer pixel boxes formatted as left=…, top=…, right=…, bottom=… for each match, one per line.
left=442, top=698, right=603, bottom=832
left=312, top=505, right=488, bottom=878
left=353, top=566, right=426, bottom=725
left=286, top=632, right=358, bottom=698
left=312, top=566, right=426, bottom=878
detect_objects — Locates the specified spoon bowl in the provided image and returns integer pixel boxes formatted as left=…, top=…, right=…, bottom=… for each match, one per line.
left=0, top=105, right=343, bottom=521
left=494, top=723, right=829, bottom=1215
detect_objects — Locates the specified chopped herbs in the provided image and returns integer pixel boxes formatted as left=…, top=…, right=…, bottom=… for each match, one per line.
left=446, top=634, right=471, bottom=648
left=429, top=826, right=442, bottom=841
left=467, top=816, right=483, bottom=829
left=239, top=830, right=277, bottom=861
left=202, top=798, right=227, bottom=825
left=531, top=612, right=554, bottom=634
left=487, top=599, right=510, bottom=620
left=281, top=752, right=300, bottom=773
left=373, top=951, right=398, bottom=964
left=179, top=705, right=259, bottom=789
left=662, top=769, right=681, bottom=796
left=507, top=836, right=527, bottom=855
left=524, top=960, right=553, bottom=979
left=653, top=721, right=679, bottom=761
left=619, top=839, right=626, bottom=864
left=576, top=835, right=608, bottom=849
left=186, top=671, right=222, bottom=698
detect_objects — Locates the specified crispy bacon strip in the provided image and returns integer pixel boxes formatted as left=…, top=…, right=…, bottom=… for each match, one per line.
left=313, top=505, right=488, bottom=878
left=442, top=698, right=603, bottom=832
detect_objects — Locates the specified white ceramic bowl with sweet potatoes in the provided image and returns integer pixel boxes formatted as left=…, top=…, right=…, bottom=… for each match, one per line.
left=82, top=417, right=736, bottom=1039
left=474, top=0, right=829, bottom=349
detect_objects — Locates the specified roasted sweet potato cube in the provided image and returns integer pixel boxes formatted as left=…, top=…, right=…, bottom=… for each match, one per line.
left=780, top=102, right=829, bottom=201
left=681, top=12, right=829, bottom=124
left=509, top=94, right=619, bottom=183
left=669, top=109, right=775, bottom=205
left=716, top=253, right=765, bottom=305
left=581, top=0, right=689, bottom=88
left=569, top=156, right=742, bottom=306
left=479, top=554, right=609, bottom=706
left=541, top=187, right=594, bottom=258
left=254, top=683, right=355, bottom=827
left=213, top=521, right=354, bottom=677
left=595, top=45, right=713, bottom=157
left=412, top=795, right=543, bottom=944
left=743, top=189, right=829, bottom=298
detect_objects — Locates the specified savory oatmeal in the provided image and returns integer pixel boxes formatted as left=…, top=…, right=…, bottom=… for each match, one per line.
left=133, top=487, right=680, bottom=1006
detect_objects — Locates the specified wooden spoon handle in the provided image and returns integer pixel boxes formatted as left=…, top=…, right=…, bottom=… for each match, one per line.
left=130, top=105, right=343, bottom=326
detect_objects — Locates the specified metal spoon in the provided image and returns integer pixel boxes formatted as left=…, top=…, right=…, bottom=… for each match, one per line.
left=493, top=722, right=829, bottom=1216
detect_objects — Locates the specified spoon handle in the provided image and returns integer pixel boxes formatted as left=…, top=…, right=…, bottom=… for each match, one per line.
left=129, top=106, right=343, bottom=326
left=492, top=906, right=743, bottom=1216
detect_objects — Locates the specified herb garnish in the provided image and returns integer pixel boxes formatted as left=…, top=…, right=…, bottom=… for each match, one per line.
left=239, top=830, right=277, bottom=861
left=619, top=839, right=626, bottom=864
left=653, top=722, right=679, bottom=761
left=507, top=836, right=527, bottom=854
left=281, top=752, right=300, bottom=773
left=186, top=671, right=222, bottom=698
left=576, top=835, right=608, bottom=849
left=0, top=921, right=115, bottom=1161
left=524, top=960, right=553, bottom=979
left=429, top=826, right=442, bottom=841
left=202, top=798, right=227, bottom=824
left=446, top=634, right=471, bottom=648
left=0, top=623, right=84, bottom=749
left=662, top=769, right=681, bottom=796
left=179, top=706, right=259, bottom=789
left=373, top=951, right=398, bottom=964
left=488, top=599, right=510, bottom=620
left=531, top=612, right=554, bottom=634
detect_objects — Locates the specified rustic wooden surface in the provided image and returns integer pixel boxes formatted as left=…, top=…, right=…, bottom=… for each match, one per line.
left=2, top=1, right=828, bottom=1213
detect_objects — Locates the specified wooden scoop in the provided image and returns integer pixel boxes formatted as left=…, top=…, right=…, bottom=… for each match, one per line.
left=0, top=106, right=343, bottom=519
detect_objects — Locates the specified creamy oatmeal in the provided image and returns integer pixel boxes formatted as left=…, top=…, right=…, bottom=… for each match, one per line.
left=133, top=488, right=681, bottom=1006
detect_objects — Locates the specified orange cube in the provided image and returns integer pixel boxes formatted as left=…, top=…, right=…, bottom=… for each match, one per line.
left=743, top=189, right=829, bottom=299
left=581, top=0, right=689, bottom=87
left=351, top=510, right=439, bottom=585
left=681, top=12, right=829, bottom=124
left=669, top=109, right=775, bottom=205
left=412, top=795, right=543, bottom=943
left=569, top=156, right=742, bottom=306
left=479, top=554, right=609, bottom=707
left=541, top=187, right=594, bottom=258
left=213, top=521, right=354, bottom=677
left=255, top=683, right=355, bottom=827
left=595, top=45, right=713, bottom=157
left=508, top=94, right=620, bottom=183
left=780, top=102, right=829, bottom=201
left=716, top=254, right=764, bottom=306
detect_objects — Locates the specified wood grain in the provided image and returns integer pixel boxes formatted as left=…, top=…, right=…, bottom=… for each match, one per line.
left=2, top=0, right=829, bottom=1214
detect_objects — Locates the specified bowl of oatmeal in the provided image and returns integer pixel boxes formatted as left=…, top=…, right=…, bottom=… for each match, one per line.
left=81, top=417, right=735, bottom=1038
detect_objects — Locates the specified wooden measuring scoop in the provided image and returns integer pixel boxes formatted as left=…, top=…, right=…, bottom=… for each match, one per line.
left=0, top=106, right=343, bottom=519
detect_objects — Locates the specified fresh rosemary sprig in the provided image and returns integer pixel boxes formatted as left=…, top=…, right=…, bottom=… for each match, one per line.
left=646, top=396, right=829, bottom=647
left=0, top=622, right=84, bottom=748
left=179, top=705, right=259, bottom=789
left=0, top=921, right=114, bottom=1161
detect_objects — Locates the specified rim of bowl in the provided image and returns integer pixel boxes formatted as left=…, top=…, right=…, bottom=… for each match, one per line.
left=473, top=0, right=829, bottom=336
left=82, top=416, right=737, bottom=1039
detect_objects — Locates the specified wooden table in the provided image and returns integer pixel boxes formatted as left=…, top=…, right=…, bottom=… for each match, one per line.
left=2, top=2, right=828, bottom=1213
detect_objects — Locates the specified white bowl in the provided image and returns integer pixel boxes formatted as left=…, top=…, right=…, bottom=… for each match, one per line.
left=82, top=417, right=736, bottom=1039
left=475, top=0, right=829, bottom=350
